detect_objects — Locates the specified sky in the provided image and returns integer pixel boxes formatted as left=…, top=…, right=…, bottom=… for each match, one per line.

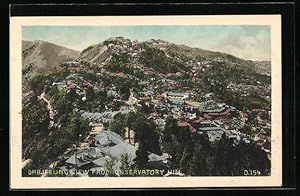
left=22, top=25, right=271, bottom=61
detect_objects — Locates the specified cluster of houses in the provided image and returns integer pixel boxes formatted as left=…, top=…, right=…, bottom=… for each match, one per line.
left=60, top=61, right=82, bottom=73
left=56, top=79, right=270, bottom=174
left=81, top=109, right=130, bottom=124
left=52, top=70, right=91, bottom=100
left=51, top=37, right=272, bottom=173
left=72, top=71, right=271, bottom=157
left=252, top=109, right=272, bottom=160
left=136, top=85, right=271, bottom=154
left=226, top=82, right=271, bottom=101
left=59, top=130, right=170, bottom=176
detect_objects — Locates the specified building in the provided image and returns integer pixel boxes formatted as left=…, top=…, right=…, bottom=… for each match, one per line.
left=62, top=130, right=165, bottom=176
left=203, top=107, right=232, bottom=120
left=163, top=92, right=189, bottom=100
left=197, top=120, right=233, bottom=142
left=177, top=120, right=197, bottom=133
left=65, top=147, right=102, bottom=168
left=124, top=128, right=135, bottom=144
left=81, top=109, right=130, bottom=123
left=60, top=61, right=81, bottom=73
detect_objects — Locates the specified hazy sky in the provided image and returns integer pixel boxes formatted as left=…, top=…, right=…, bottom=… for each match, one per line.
left=22, top=25, right=271, bottom=61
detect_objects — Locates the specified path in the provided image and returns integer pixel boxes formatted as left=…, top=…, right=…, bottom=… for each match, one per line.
left=38, top=92, right=56, bottom=128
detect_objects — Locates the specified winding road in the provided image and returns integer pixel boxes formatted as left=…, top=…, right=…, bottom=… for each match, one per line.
left=38, top=92, right=56, bottom=128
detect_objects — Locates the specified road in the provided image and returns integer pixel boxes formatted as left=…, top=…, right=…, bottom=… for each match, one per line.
left=38, top=92, right=56, bottom=128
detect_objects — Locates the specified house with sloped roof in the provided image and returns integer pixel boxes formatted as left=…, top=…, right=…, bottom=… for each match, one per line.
left=81, top=109, right=130, bottom=123
left=203, top=107, right=232, bottom=120
left=62, top=129, right=169, bottom=176
left=65, top=147, right=103, bottom=168
left=198, top=124, right=233, bottom=142
left=163, top=91, right=190, bottom=100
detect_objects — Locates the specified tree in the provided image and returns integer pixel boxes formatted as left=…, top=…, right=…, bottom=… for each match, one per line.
left=67, top=114, right=91, bottom=143
left=123, top=111, right=161, bottom=169
left=119, top=83, right=130, bottom=100
left=139, top=101, right=154, bottom=114
left=30, top=73, right=52, bottom=95
left=162, top=116, right=177, bottom=143
left=134, top=143, right=149, bottom=169
left=140, top=43, right=180, bottom=73
left=119, top=153, right=133, bottom=176
left=190, top=133, right=209, bottom=176
left=36, top=114, right=89, bottom=163
left=85, top=87, right=95, bottom=101
left=109, top=113, right=126, bottom=136
left=179, top=139, right=195, bottom=174
left=161, top=116, right=194, bottom=170
left=22, top=96, right=50, bottom=154
left=215, top=133, right=227, bottom=175
left=104, top=158, right=117, bottom=177
left=130, top=112, right=161, bottom=154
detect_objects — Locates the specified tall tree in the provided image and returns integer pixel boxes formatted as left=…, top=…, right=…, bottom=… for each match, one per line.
left=190, top=133, right=210, bottom=176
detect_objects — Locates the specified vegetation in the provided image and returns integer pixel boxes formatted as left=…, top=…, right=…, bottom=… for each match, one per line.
left=22, top=96, right=50, bottom=154
left=215, top=134, right=270, bottom=175
left=119, top=153, right=134, bottom=176
left=81, top=44, right=96, bottom=54
left=22, top=111, right=91, bottom=173
left=23, top=74, right=92, bottom=173
left=140, top=43, right=185, bottom=73
left=104, top=158, right=117, bottom=177
left=109, top=111, right=161, bottom=169
left=160, top=117, right=270, bottom=176
left=103, top=39, right=121, bottom=46
left=21, top=37, right=271, bottom=177
left=106, top=52, right=144, bottom=79
left=198, top=61, right=271, bottom=111
left=22, top=44, right=36, bottom=58
left=161, top=116, right=193, bottom=171
left=215, top=90, right=271, bottom=111
left=108, top=113, right=127, bottom=137
left=29, top=73, right=54, bottom=95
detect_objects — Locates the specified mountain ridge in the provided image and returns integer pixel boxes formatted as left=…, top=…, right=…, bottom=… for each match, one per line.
left=76, top=36, right=270, bottom=76
left=22, top=40, right=80, bottom=93
left=21, top=37, right=272, bottom=175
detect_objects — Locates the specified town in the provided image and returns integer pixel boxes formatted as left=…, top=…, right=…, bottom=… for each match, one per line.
left=22, top=37, right=272, bottom=177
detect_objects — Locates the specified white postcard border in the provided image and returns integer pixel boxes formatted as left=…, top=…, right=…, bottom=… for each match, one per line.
left=10, top=15, right=282, bottom=189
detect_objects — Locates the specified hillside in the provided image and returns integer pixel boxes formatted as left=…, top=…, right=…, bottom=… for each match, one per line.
left=22, top=40, right=80, bottom=71
left=78, top=37, right=269, bottom=76
left=22, top=40, right=80, bottom=93
left=22, top=40, right=33, bottom=50
left=22, top=37, right=272, bottom=177
left=251, top=61, right=271, bottom=76
left=74, top=37, right=271, bottom=111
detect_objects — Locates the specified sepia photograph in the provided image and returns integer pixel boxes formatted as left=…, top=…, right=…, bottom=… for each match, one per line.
left=10, top=15, right=282, bottom=188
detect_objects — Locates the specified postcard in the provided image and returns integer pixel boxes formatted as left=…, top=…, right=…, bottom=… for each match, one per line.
left=10, top=15, right=282, bottom=189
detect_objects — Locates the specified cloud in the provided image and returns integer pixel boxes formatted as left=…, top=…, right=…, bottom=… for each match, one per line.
left=196, top=26, right=271, bottom=60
